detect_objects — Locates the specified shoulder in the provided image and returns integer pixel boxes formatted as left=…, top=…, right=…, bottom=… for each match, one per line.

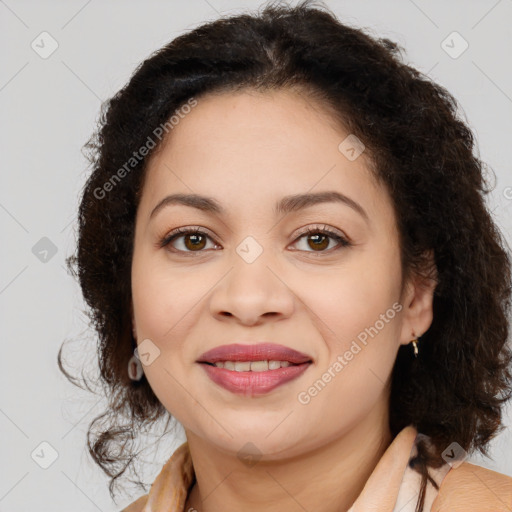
left=432, top=461, right=512, bottom=511
left=117, top=441, right=193, bottom=512
left=119, top=494, right=148, bottom=512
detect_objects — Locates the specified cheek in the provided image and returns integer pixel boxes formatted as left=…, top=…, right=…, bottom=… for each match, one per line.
left=131, top=250, right=206, bottom=339
left=296, top=284, right=400, bottom=439
left=294, top=251, right=401, bottom=402
left=131, top=252, right=214, bottom=406
left=131, top=257, right=199, bottom=420
left=296, top=255, right=401, bottom=346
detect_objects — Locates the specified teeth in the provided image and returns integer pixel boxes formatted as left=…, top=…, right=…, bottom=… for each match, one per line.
left=213, top=360, right=293, bottom=371
left=250, top=360, right=268, bottom=372
left=234, top=361, right=251, bottom=372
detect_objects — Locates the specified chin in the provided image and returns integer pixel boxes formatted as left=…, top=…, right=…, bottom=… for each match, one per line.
left=204, top=428, right=304, bottom=460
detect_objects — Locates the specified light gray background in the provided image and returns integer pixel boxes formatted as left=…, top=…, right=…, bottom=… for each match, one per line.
left=1, top=0, right=511, bottom=510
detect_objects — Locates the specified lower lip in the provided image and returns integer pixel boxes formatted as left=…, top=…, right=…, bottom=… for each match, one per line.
left=199, top=362, right=311, bottom=396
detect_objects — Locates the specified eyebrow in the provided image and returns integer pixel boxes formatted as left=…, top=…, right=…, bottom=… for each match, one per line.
left=149, top=191, right=369, bottom=223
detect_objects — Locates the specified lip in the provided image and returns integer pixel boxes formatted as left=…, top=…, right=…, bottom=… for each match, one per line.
left=197, top=343, right=313, bottom=397
left=197, top=343, right=312, bottom=364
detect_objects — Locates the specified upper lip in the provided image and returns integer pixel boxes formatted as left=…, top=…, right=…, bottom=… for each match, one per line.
left=197, top=343, right=312, bottom=364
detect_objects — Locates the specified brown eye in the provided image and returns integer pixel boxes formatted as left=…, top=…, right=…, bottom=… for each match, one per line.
left=291, top=226, right=351, bottom=253
left=159, top=228, right=217, bottom=254
left=183, top=233, right=207, bottom=251
left=306, top=233, right=330, bottom=251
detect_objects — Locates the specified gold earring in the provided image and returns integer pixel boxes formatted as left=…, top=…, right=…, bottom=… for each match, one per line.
left=411, top=338, right=419, bottom=357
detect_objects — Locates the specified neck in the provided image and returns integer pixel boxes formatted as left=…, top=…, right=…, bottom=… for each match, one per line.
left=184, top=398, right=393, bottom=512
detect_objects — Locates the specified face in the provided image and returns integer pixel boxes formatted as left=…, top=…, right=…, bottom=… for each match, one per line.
left=131, top=88, right=433, bottom=459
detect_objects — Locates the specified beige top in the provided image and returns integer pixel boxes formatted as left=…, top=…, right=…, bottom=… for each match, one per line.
left=121, top=425, right=512, bottom=512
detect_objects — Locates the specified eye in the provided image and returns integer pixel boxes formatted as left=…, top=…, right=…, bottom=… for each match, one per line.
left=158, top=224, right=352, bottom=256
left=159, top=227, right=219, bottom=254
left=291, top=225, right=351, bottom=253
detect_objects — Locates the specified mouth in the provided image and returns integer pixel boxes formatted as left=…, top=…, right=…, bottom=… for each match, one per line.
left=197, top=342, right=312, bottom=365
left=201, top=360, right=302, bottom=371
left=197, top=343, right=313, bottom=396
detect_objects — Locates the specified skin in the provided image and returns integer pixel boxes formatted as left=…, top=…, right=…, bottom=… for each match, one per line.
left=131, top=87, right=437, bottom=512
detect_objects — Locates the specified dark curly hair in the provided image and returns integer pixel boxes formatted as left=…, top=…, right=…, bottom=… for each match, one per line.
left=58, top=1, right=512, bottom=510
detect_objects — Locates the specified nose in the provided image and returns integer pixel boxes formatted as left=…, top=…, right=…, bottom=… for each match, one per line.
left=209, top=252, right=295, bottom=326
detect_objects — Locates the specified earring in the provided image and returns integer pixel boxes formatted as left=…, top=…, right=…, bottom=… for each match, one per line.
left=410, top=337, right=419, bottom=358
left=128, top=323, right=143, bottom=381
left=128, top=353, right=144, bottom=381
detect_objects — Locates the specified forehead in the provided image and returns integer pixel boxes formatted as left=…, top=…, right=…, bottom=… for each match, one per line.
left=140, top=88, right=389, bottom=224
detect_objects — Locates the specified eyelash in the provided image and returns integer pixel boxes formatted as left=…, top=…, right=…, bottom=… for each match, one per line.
left=158, top=224, right=352, bottom=256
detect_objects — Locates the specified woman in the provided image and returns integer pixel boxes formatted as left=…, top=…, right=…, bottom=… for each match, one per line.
left=59, top=1, right=512, bottom=511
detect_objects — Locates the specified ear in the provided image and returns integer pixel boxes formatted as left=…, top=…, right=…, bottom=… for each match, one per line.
left=398, top=250, right=438, bottom=345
